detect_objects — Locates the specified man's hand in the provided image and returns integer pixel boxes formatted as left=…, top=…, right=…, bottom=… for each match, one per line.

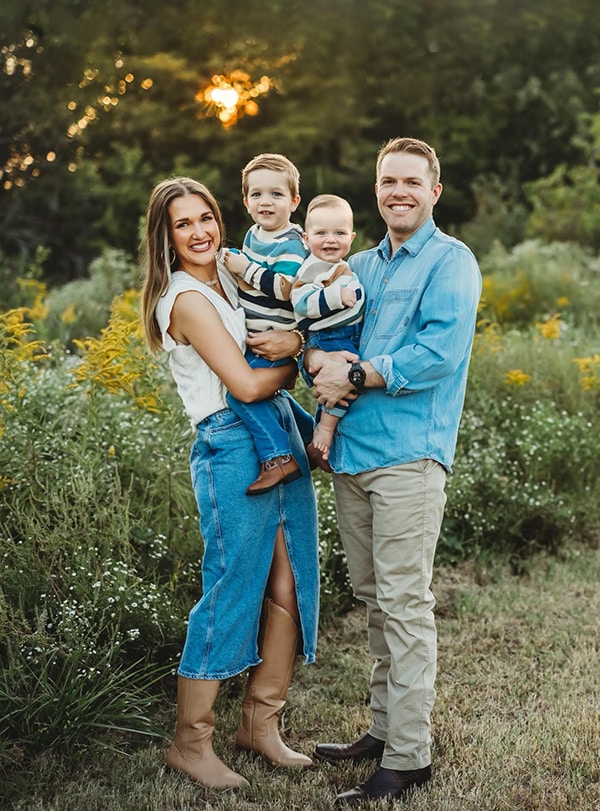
left=312, top=352, right=360, bottom=410
left=305, top=348, right=358, bottom=377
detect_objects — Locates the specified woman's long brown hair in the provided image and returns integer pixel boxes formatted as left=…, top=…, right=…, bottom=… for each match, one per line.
left=140, top=177, right=226, bottom=354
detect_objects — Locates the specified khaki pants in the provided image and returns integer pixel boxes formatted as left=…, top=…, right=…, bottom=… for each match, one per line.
left=332, top=459, right=447, bottom=770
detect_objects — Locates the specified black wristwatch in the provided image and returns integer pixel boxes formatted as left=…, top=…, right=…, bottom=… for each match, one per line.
left=348, top=362, right=366, bottom=392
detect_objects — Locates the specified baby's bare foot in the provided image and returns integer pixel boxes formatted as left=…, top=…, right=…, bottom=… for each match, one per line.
left=313, top=424, right=334, bottom=461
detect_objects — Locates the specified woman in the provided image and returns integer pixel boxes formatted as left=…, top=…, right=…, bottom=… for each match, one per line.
left=141, top=177, right=319, bottom=790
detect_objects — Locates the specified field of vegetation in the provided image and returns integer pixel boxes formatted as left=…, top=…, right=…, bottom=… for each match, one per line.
left=2, top=3, right=600, bottom=805
left=2, top=547, right=599, bottom=809
left=1, top=218, right=600, bottom=806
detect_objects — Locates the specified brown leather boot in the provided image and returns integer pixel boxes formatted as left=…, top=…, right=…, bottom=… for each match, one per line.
left=235, top=599, right=313, bottom=767
left=246, top=454, right=302, bottom=496
left=165, top=677, right=249, bottom=789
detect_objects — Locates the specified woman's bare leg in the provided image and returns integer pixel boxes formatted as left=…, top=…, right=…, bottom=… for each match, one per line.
left=266, top=525, right=299, bottom=621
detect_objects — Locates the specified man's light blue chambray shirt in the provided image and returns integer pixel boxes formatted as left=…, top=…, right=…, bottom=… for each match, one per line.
left=328, top=218, right=482, bottom=475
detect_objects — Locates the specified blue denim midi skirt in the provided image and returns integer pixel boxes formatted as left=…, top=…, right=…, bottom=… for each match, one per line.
left=178, top=394, right=320, bottom=680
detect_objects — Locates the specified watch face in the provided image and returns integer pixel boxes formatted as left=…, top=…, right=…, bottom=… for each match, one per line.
left=349, top=364, right=366, bottom=387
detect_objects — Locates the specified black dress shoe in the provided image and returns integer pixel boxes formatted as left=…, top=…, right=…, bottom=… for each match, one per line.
left=314, top=732, right=385, bottom=764
left=335, top=765, right=431, bottom=806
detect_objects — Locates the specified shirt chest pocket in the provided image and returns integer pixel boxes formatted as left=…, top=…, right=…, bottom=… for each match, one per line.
left=373, top=288, right=418, bottom=340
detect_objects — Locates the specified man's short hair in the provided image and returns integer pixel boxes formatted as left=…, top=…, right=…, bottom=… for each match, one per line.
left=376, top=137, right=441, bottom=186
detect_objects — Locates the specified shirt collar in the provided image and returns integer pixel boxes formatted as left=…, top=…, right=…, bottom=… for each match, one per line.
left=376, top=218, right=436, bottom=260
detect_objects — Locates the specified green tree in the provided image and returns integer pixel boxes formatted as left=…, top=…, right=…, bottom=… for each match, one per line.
left=526, top=113, right=600, bottom=249
left=2, top=0, right=600, bottom=283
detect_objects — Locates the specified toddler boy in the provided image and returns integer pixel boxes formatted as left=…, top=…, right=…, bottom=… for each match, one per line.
left=224, top=153, right=314, bottom=494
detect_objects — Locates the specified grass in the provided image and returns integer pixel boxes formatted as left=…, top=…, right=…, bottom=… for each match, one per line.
left=4, top=546, right=600, bottom=810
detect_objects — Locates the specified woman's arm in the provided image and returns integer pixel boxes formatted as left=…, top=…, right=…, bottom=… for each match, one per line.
left=169, top=291, right=295, bottom=401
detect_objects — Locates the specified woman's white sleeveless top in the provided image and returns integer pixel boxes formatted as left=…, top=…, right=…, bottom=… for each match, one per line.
left=155, top=266, right=246, bottom=428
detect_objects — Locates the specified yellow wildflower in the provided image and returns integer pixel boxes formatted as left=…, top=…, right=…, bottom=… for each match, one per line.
left=16, top=278, right=49, bottom=322
left=504, top=369, right=531, bottom=386
left=0, top=308, right=49, bottom=425
left=60, top=303, right=77, bottom=325
left=479, top=271, right=532, bottom=323
left=0, top=308, right=48, bottom=371
left=17, top=277, right=47, bottom=300
left=71, top=290, right=165, bottom=412
left=573, top=355, right=600, bottom=391
left=535, top=313, right=562, bottom=340
left=473, top=321, right=503, bottom=355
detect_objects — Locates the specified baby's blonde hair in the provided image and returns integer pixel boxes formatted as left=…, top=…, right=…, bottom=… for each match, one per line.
left=305, top=194, right=354, bottom=230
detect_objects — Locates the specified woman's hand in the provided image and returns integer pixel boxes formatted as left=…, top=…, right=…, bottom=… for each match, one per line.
left=246, top=330, right=302, bottom=362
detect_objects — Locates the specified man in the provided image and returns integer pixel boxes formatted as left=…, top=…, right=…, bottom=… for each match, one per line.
left=306, top=137, right=482, bottom=806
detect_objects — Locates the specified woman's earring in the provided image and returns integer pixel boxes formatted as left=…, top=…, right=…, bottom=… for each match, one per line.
left=169, top=247, right=177, bottom=266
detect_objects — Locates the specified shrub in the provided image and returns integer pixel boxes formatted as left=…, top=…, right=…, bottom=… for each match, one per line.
left=0, top=297, right=197, bottom=771
left=290, top=379, right=355, bottom=618
left=456, top=173, right=528, bottom=259
left=478, top=239, right=600, bottom=328
left=525, top=112, right=600, bottom=250
left=441, top=323, right=600, bottom=564
left=43, top=248, right=140, bottom=345
left=313, top=472, right=355, bottom=619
